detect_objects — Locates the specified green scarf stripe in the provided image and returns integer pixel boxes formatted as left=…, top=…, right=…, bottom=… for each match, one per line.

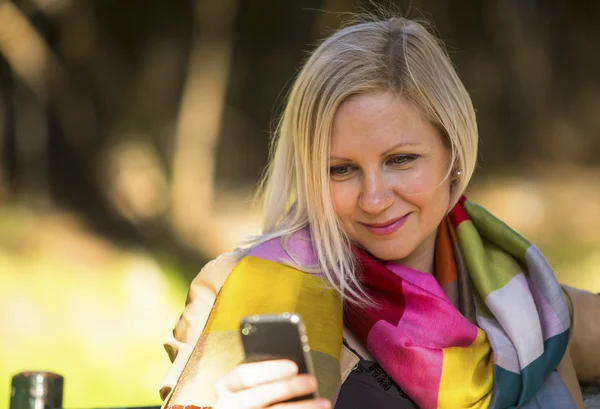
left=491, top=366, right=522, bottom=409
left=515, top=330, right=571, bottom=406
left=474, top=290, right=494, bottom=319
left=463, top=201, right=531, bottom=259
left=456, top=220, right=523, bottom=299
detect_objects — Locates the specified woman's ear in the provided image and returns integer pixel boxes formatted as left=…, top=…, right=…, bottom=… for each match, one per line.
left=450, top=169, right=462, bottom=187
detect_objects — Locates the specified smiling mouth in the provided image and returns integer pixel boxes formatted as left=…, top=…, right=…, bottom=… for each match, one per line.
left=360, top=214, right=410, bottom=236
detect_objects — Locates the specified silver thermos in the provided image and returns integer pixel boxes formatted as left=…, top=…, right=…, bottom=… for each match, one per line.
left=10, top=372, right=64, bottom=409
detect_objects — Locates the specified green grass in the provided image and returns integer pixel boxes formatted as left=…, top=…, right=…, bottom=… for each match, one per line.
left=0, top=242, right=189, bottom=408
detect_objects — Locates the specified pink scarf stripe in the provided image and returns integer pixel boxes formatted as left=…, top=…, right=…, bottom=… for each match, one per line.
left=365, top=265, right=480, bottom=408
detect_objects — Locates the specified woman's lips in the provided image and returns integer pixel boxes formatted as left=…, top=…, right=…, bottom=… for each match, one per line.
left=360, top=214, right=410, bottom=236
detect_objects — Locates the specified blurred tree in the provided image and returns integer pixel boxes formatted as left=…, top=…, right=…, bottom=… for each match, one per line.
left=171, top=0, right=237, bottom=255
left=1, top=0, right=600, bottom=279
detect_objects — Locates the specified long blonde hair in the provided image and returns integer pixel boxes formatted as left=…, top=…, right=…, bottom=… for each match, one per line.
left=250, top=17, right=478, bottom=304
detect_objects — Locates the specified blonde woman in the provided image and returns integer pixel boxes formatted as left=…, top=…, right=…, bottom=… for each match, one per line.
left=160, top=16, right=600, bottom=409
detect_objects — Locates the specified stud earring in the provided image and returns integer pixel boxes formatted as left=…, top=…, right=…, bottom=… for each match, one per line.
left=451, top=170, right=461, bottom=186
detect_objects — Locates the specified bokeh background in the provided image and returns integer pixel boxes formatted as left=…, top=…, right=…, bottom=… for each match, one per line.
left=1, top=0, right=599, bottom=407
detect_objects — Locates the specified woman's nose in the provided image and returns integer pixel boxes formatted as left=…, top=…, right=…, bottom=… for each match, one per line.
left=359, top=173, right=393, bottom=214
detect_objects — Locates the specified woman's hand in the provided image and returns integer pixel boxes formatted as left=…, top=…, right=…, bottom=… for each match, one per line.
left=214, top=359, right=331, bottom=408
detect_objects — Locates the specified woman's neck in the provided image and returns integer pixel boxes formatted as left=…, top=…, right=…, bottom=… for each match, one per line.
left=391, top=227, right=438, bottom=274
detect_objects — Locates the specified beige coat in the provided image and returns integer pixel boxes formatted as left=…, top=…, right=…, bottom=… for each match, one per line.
left=160, top=251, right=600, bottom=409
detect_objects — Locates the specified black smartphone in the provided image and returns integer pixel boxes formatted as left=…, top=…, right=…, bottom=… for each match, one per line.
left=239, top=312, right=318, bottom=402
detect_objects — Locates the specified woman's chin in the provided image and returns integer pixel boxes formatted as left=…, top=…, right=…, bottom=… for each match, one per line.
left=361, top=245, right=413, bottom=263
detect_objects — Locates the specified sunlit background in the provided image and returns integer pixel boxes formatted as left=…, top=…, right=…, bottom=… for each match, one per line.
left=1, top=0, right=599, bottom=407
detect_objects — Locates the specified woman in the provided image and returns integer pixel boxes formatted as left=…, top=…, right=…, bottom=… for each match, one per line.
left=160, top=16, right=600, bottom=409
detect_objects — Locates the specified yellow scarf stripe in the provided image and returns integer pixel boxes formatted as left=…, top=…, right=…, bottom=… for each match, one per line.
left=204, top=256, right=344, bottom=361
left=437, top=328, right=494, bottom=408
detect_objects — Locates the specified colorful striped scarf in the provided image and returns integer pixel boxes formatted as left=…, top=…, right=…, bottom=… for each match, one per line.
left=167, top=197, right=575, bottom=408
left=345, top=196, right=575, bottom=408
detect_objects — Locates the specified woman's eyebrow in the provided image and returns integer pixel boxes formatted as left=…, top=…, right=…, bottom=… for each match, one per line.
left=381, top=141, right=421, bottom=156
left=330, top=141, right=421, bottom=161
left=329, top=155, right=352, bottom=161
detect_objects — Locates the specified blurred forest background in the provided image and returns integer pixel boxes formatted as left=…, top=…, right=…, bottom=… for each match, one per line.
left=1, top=0, right=599, bottom=407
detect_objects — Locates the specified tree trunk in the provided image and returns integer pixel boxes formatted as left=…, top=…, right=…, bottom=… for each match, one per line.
left=170, top=0, right=238, bottom=254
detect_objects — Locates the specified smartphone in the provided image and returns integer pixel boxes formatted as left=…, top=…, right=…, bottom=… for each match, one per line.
left=239, top=312, right=318, bottom=402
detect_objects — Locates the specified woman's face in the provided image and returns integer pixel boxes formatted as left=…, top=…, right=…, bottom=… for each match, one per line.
left=329, top=91, right=452, bottom=269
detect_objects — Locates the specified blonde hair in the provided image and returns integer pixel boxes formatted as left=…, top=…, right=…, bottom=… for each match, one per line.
left=249, top=16, right=478, bottom=304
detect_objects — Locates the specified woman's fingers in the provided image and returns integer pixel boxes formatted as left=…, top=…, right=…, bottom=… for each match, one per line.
left=216, top=359, right=298, bottom=394
left=214, top=360, right=328, bottom=409
left=270, top=398, right=331, bottom=409
left=226, top=373, right=319, bottom=409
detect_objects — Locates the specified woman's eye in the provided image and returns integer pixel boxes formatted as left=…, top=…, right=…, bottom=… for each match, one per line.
left=330, top=165, right=351, bottom=176
left=389, top=154, right=418, bottom=166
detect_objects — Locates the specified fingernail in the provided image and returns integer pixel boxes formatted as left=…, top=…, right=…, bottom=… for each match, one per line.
left=319, top=399, right=331, bottom=409
left=278, top=360, right=297, bottom=376
left=302, top=375, right=316, bottom=389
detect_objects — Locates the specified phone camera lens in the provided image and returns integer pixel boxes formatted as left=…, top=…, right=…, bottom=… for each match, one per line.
left=242, top=323, right=255, bottom=336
